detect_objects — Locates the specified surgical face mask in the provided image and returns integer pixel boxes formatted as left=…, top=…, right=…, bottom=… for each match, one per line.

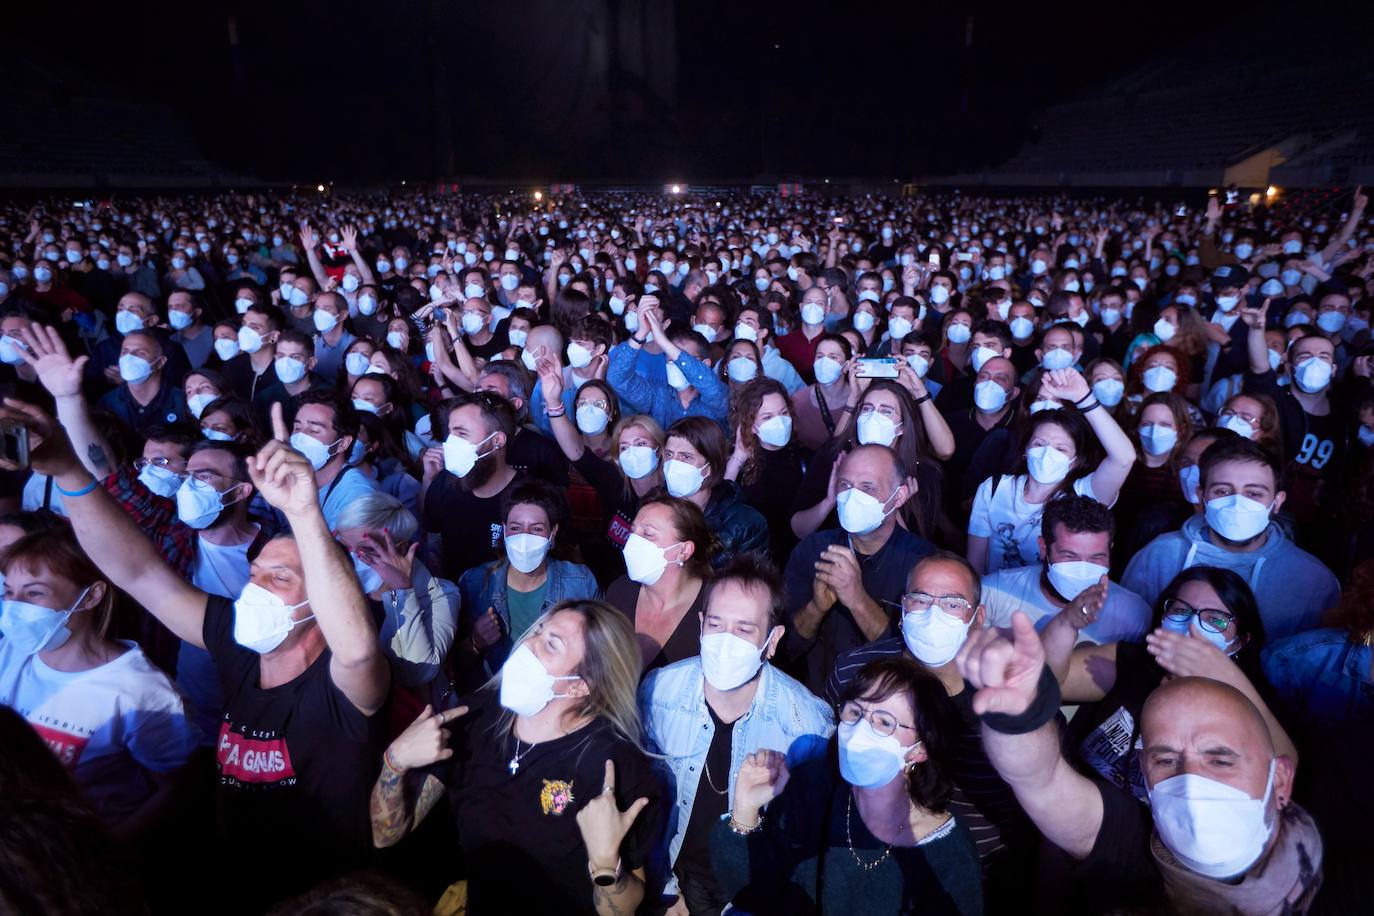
left=836, top=485, right=896, bottom=536
left=623, top=532, right=680, bottom=585
left=664, top=458, right=708, bottom=498
left=974, top=379, right=1008, bottom=412
left=801, top=302, right=826, bottom=325
left=946, top=322, right=971, bottom=344
left=461, top=311, right=486, bottom=336
left=986, top=264, right=1006, bottom=280
left=1009, top=316, right=1035, bottom=340
left=838, top=719, right=918, bottom=789
left=188, top=392, right=222, bottom=419
left=903, top=353, right=929, bottom=378
left=967, top=344, right=998, bottom=373
left=665, top=363, right=690, bottom=391
left=33, top=266, right=52, bottom=283
left=1030, top=258, right=1047, bottom=275
left=851, top=310, right=875, bottom=333
left=576, top=403, right=609, bottom=435
left=929, top=285, right=950, bottom=305
left=624, top=310, right=640, bottom=333
left=1293, top=357, right=1332, bottom=393
left=238, top=326, right=265, bottom=354
left=345, top=352, right=371, bottom=377
left=1177, top=463, right=1201, bottom=506
left=290, top=431, right=340, bottom=471
left=1233, top=243, right=1254, bottom=260
left=756, top=414, right=792, bottom=447
left=1139, top=423, right=1179, bottom=456
left=286, top=286, right=310, bottom=308
left=727, top=357, right=758, bottom=383
left=1283, top=239, right=1303, bottom=255
left=1215, top=294, right=1240, bottom=312
left=755, top=277, right=770, bottom=292
left=1279, top=268, right=1302, bottom=288
left=505, top=533, right=552, bottom=574
left=168, top=309, right=193, bottom=330
left=214, top=338, right=240, bottom=361
left=902, top=606, right=973, bottom=667
left=1217, top=414, right=1255, bottom=439
left=1143, top=365, right=1177, bottom=393
left=1206, top=493, right=1272, bottom=542
left=443, top=431, right=497, bottom=478
left=1046, top=560, right=1109, bottom=601
left=171, top=256, right=187, bottom=270
left=700, top=631, right=765, bottom=691
left=887, top=316, right=914, bottom=341
left=0, top=586, right=93, bottom=655
left=1149, top=760, right=1276, bottom=879
left=176, top=476, right=237, bottom=530
left=233, top=582, right=312, bottom=654
left=1315, top=310, right=1346, bottom=334
left=813, top=356, right=843, bottom=385
left=115, top=310, right=146, bottom=335
left=856, top=410, right=899, bottom=447
left=1153, top=318, right=1177, bottom=342
left=618, top=445, right=659, bottom=479
left=385, top=331, right=406, bottom=350
left=274, top=356, right=308, bottom=385
left=1041, top=348, right=1075, bottom=371
left=567, top=341, right=594, bottom=369
left=119, top=354, right=155, bottom=384
left=1026, top=445, right=1072, bottom=484
left=499, top=643, right=581, bottom=716
left=1092, top=378, right=1124, bottom=407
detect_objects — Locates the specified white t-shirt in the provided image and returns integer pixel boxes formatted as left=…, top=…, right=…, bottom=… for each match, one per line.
left=21, top=473, right=66, bottom=517
left=980, top=564, right=1152, bottom=645
left=0, top=639, right=197, bottom=823
left=192, top=529, right=257, bottom=599
left=968, top=473, right=1103, bottom=573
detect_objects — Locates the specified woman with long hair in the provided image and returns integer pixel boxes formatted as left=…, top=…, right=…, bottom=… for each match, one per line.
left=791, top=333, right=855, bottom=451
left=660, top=416, right=769, bottom=566
left=727, top=377, right=811, bottom=563
left=371, top=599, right=661, bottom=916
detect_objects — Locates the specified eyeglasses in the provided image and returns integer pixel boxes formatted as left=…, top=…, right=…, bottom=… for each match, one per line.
left=858, top=403, right=900, bottom=420
left=188, top=468, right=243, bottom=485
left=839, top=701, right=915, bottom=738
left=1163, top=600, right=1235, bottom=634
left=901, top=592, right=972, bottom=616
left=134, top=456, right=185, bottom=473
left=579, top=398, right=609, bottom=412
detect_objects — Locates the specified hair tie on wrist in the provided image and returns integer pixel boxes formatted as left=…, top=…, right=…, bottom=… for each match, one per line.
left=55, top=477, right=99, bottom=498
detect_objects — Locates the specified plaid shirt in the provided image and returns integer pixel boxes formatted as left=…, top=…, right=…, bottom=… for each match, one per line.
left=103, top=470, right=195, bottom=579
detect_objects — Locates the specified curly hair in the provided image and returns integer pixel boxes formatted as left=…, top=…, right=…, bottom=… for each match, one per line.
left=728, top=377, right=792, bottom=486
left=1126, top=344, right=1191, bottom=398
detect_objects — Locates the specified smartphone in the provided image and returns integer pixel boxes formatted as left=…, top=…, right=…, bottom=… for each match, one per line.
left=956, top=252, right=972, bottom=262
left=928, top=252, right=941, bottom=267
left=856, top=357, right=899, bottom=379
left=1175, top=205, right=1188, bottom=217
left=0, top=423, right=29, bottom=469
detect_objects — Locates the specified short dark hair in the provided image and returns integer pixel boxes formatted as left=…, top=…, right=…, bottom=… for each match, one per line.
left=971, top=318, right=1013, bottom=351
left=455, top=389, right=518, bottom=443
left=702, top=553, right=785, bottom=629
left=501, top=479, right=569, bottom=547
left=245, top=302, right=287, bottom=331
left=838, top=658, right=956, bottom=813
left=1041, top=494, right=1115, bottom=545
left=143, top=424, right=201, bottom=453
left=189, top=438, right=254, bottom=483
left=295, top=389, right=360, bottom=443
left=275, top=328, right=315, bottom=356
left=1198, top=436, right=1282, bottom=493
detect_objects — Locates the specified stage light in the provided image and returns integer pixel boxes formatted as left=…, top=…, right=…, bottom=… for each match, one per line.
left=1266, top=185, right=1279, bottom=198
left=671, top=184, right=682, bottom=194
left=534, top=190, right=543, bottom=201
left=316, top=184, right=325, bottom=192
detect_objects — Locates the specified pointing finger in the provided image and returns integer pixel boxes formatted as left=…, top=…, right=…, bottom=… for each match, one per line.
left=602, top=758, right=617, bottom=792
left=270, top=401, right=288, bottom=443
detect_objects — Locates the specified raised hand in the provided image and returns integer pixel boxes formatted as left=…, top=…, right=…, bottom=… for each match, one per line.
left=1145, top=621, right=1236, bottom=681
left=534, top=349, right=564, bottom=404
left=575, top=760, right=651, bottom=871
left=248, top=402, right=320, bottom=518
left=17, top=324, right=84, bottom=399
left=340, top=224, right=359, bottom=252
left=1064, top=575, right=1108, bottom=631
left=1355, top=185, right=1368, bottom=213
left=0, top=398, right=80, bottom=477
left=956, top=612, right=1047, bottom=717
left=386, top=704, right=469, bottom=771
left=357, top=529, right=418, bottom=591
left=1239, top=298, right=1269, bottom=330
left=420, top=446, right=444, bottom=482
left=471, top=607, right=504, bottom=650
left=816, top=545, right=866, bottom=610
left=732, top=749, right=789, bottom=822
left=299, top=224, right=318, bottom=250
left=1040, top=367, right=1089, bottom=403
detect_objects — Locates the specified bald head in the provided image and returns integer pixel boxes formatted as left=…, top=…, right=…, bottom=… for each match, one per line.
left=841, top=443, right=907, bottom=495
left=1140, top=677, right=1278, bottom=801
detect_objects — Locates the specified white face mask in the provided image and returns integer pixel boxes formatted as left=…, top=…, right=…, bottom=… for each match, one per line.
left=115, top=310, right=146, bottom=335
left=386, top=331, right=406, bottom=350
left=618, top=445, right=658, bottom=479
left=214, top=338, right=241, bottom=361
left=1292, top=357, right=1332, bottom=393
left=700, top=631, right=765, bottom=691
left=1139, top=423, right=1179, bottom=456
left=1026, top=445, right=1072, bottom=484
left=461, top=312, right=486, bottom=336
left=813, top=356, right=843, bottom=385
left=1041, top=348, right=1075, bottom=371
left=274, top=356, right=308, bottom=385
left=238, top=325, right=265, bottom=354
left=838, top=719, right=919, bottom=788
left=119, top=354, right=155, bottom=383
left=1217, top=414, right=1255, bottom=439
left=1153, top=318, right=1177, bottom=342
left=946, top=323, right=971, bottom=344
left=505, top=532, right=552, bottom=574
left=1179, top=464, right=1202, bottom=504
left=856, top=410, right=899, bottom=447
left=442, top=431, right=497, bottom=478
left=567, top=341, right=594, bottom=369
left=1149, top=760, right=1276, bottom=879
left=664, top=459, right=708, bottom=498
left=138, top=462, right=185, bottom=498
left=727, top=357, right=758, bottom=383
left=1205, top=493, right=1272, bottom=542
left=755, top=414, right=792, bottom=447
left=1143, top=365, right=1177, bottom=393
left=800, top=302, right=826, bottom=325
left=358, top=294, right=378, bottom=315
left=852, top=311, right=875, bottom=332
left=0, top=586, right=92, bottom=655
left=187, top=392, right=218, bottom=418
left=1091, top=378, right=1124, bottom=407
left=902, top=606, right=973, bottom=666
left=974, top=379, right=1008, bottom=412
left=290, top=432, right=339, bottom=471
left=233, top=582, right=312, bottom=654
left=666, top=362, right=692, bottom=391
left=971, top=345, right=1001, bottom=373
left=576, top=403, right=609, bottom=435
left=1046, top=560, right=1109, bottom=601
left=345, top=352, right=372, bottom=377
left=498, top=643, right=580, bottom=717
left=836, top=485, right=896, bottom=536
left=887, top=316, right=913, bottom=340
left=622, top=532, right=680, bottom=585
left=176, top=476, right=238, bottom=530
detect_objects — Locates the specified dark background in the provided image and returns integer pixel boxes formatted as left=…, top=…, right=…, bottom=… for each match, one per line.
left=2, top=0, right=1282, bottom=182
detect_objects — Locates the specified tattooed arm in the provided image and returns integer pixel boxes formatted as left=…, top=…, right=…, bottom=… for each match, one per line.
left=591, top=868, right=647, bottom=916
left=17, top=324, right=120, bottom=480
left=370, top=704, right=468, bottom=848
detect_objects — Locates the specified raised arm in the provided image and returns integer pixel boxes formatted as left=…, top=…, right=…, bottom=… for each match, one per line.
left=428, top=323, right=477, bottom=393
left=20, top=325, right=118, bottom=479
left=1042, top=369, right=1134, bottom=505
left=1039, top=576, right=1118, bottom=703
left=1320, top=186, right=1365, bottom=263
left=253, top=403, right=388, bottom=715
left=1241, top=300, right=1271, bottom=376
left=535, top=353, right=585, bottom=461
left=0, top=397, right=208, bottom=646
left=299, top=224, right=331, bottom=290
left=371, top=704, right=468, bottom=847
left=895, top=362, right=954, bottom=460
left=956, top=612, right=1105, bottom=859
left=340, top=225, right=376, bottom=287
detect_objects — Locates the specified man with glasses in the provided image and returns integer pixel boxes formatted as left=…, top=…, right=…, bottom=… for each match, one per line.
left=823, top=550, right=1037, bottom=910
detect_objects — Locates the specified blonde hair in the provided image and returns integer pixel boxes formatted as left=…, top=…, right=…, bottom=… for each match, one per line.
left=491, top=600, right=645, bottom=747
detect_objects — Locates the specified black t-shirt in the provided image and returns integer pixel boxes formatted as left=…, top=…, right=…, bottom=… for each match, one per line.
left=438, top=690, right=661, bottom=916
left=508, top=426, right=570, bottom=487
left=739, top=443, right=808, bottom=564
left=203, top=595, right=383, bottom=907
left=466, top=329, right=511, bottom=362
left=422, top=470, right=523, bottom=579
left=677, top=704, right=735, bottom=887
left=1065, top=642, right=1162, bottom=800
left=604, top=576, right=705, bottom=674
left=1072, top=780, right=1161, bottom=912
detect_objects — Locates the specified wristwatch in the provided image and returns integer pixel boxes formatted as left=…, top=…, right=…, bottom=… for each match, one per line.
left=589, top=858, right=622, bottom=887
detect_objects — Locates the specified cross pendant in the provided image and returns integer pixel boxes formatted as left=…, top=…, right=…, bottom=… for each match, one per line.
left=508, top=757, right=520, bottom=774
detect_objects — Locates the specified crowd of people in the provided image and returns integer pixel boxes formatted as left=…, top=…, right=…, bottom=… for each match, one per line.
left=0, top=185, right=1371, bottom=915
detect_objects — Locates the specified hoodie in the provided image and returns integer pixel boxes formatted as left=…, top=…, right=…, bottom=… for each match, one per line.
left=1121, top=514, right=1339, bottom=640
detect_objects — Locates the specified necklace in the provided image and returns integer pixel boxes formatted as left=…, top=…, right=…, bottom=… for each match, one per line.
left=846, top=793, right=904, bottom=872
left=702, top=759, right=728, bottom=796
left=508, top=736, right=529, bottom=775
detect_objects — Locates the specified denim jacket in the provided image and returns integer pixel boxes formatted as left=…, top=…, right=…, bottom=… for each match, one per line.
left=457, top=558, right=602, bottom=681
left=639, top=657, right=834, bottom=896
left=1262, top=628, right=1374, bottom=732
